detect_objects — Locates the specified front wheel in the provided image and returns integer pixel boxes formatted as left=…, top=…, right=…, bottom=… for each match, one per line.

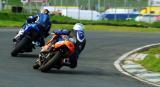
left=33, top=58, right=42, bottom=69
left=11, top=37, right=30, bottom=57
left=39, top=51, right=61, bottom=72
left=33, top=61, right=40, bottom=69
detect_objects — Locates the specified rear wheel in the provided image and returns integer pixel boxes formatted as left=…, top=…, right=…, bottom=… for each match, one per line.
left=39, top=51, right=61, bottom=72
left=11, top=37, right=30, bottom=57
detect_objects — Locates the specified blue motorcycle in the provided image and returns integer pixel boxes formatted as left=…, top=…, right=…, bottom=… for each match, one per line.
left=11, top=24, right=44, bottom=57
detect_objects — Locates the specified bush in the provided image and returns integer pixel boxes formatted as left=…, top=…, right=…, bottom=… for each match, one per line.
left=151, top=22, right=160, bottom=28
left=0, top=12, right=30, bottom=22
left=1, top=12, right=160, bottom=28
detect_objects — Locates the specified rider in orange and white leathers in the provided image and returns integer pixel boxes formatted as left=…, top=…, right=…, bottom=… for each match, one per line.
left=53, top=23, right=86, bottom=68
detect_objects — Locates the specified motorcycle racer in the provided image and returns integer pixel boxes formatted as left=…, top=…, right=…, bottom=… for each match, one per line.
left=26, top=9, right=51, bottom=37
left=53, top=23, right=86, bottom=68
left=14, top=9, right=51, bottom=47
left=33, top=23, right=86, bottom=70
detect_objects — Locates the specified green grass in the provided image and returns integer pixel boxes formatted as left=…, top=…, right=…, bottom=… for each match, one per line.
left=137, top=47, right=160, bottom=72
left=138, top=55, right=160, bottom=72
left=140, top=46, right=160, bottom=54
left=1, top=20, right=160, bottom=32
left=1, top=12, right=160, bottom=28
left=0, top=12, right=31, bottom=21
left=0, top=20, right=23, bottom=27
left=7, top=0, right=22, bottom=6
left=52, top=24, right=160, bottom=32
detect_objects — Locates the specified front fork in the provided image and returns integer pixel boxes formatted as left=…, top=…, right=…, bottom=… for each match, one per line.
left=38, top=48, right=55, bottom=65
left=13, top=28, right=24, bottom=41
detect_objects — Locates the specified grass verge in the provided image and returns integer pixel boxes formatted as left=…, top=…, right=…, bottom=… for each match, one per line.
left=141, top=46, right=160, bottom=54
left=0, top=20, right=24, bottom=27
left=138, top=55, right=160, bottom=72
left=137, top=47, right=160, bottom=72
left=52, top=24, right=160, bottom=32
left=1, top=20, right=160, bottom=32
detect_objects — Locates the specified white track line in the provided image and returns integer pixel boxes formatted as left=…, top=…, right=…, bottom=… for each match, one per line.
left=114, top=43, right=160, bottom=87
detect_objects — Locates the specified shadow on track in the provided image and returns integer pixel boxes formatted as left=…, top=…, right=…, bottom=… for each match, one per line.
left=17, top=54, right=38, bottom=58
left=47, top=69, right=124, bottom=77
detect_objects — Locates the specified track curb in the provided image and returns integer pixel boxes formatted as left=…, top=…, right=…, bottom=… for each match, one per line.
left=114, top=43, right=160, bottom=87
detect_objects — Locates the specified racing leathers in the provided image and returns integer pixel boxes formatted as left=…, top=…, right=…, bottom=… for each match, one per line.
left=22, top=13, right=51, bottom=46
left=53, top=29, right=86, bottom=68
left=68, top=29, right=86, bottom=68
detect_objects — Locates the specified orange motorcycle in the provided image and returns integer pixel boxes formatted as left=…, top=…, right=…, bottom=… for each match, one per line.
left=33, top=33, right=75, bottom=72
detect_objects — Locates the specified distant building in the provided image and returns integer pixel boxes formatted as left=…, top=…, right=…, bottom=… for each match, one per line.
left=140, top=6, right=160, bottom=15
left=100, top=8, right=139, bottom=20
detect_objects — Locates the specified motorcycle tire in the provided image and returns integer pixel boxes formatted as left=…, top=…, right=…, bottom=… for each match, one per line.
left=39, top=51, right=61, bottom=72
left=11, top=37, right=30, bottom=57
left=33, top=62, right=40, bottom=69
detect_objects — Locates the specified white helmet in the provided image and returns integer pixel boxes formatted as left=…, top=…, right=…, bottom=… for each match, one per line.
left=41, top=9, right=49, bottom=14
left=73, top=23, right=84, bottom=30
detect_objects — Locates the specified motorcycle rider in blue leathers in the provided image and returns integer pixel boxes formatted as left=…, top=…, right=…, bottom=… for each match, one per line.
left=14, top=9, right=51, bottom=48
left=53, top=23, right=86, bottom=69
left=25, top=9, right=51, bottom=46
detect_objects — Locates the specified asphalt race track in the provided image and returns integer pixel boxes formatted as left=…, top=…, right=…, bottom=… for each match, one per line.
left=0, top=29, right=159, bottom=87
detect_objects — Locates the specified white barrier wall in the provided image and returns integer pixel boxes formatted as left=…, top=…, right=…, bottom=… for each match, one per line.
left=62, top=9, right=100, bottom=20
left=42, top=6, right=100, bottom=20
left=42, top=6, right=79, bottom=13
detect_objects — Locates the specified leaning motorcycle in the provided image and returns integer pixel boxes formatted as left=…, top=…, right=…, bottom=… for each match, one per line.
left=11, top=24, right=44, bottom=57
left=33, top=34, right=75, bottom=72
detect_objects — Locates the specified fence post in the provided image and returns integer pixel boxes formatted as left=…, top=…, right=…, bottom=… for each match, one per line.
left=0, top=0, right=2, bottom=11
left=61, top=0, right=62, bottom=7
left=149, top=0, right=152, bottom=23
left=114, top=0, right=117, bottom=20
left=98, top=0, right=100, bottom=11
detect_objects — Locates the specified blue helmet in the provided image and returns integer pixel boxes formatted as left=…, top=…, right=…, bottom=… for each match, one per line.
left=54, top=29, right=69, bottom=35
left=27, top=16, right=34, bottom=23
